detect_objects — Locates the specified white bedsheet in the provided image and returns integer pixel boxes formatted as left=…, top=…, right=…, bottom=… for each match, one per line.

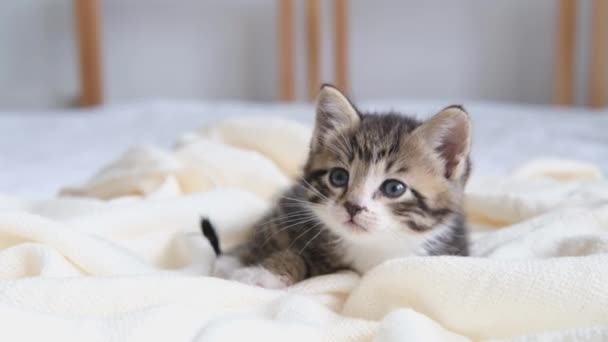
left=1, top=100, right=607, bottom=198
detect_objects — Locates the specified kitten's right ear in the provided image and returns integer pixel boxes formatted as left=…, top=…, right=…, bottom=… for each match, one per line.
left=414, top=105, right=471, bottom=181
left=312, top=84, right=360, bottom=149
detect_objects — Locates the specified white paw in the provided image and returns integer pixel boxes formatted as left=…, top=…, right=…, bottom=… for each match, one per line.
left=229, top=266, right=293, bottom=289
left=212, top=255, right=243, bottom=278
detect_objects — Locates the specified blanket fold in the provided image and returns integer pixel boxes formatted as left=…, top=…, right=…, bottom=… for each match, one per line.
left=1, top=116, right=607, bottom=341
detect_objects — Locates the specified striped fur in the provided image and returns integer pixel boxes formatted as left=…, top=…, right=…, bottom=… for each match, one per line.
left=215, top=85, right=471, bottom=287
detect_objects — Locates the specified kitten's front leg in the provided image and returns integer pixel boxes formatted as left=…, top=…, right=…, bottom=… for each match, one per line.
left=213, top=255, right=289, bottom=289
left=229, top=266, right=293, bottom=289
left=229, top=250, right=308, bottom=289
left=212, top=254, right=243, bottom=278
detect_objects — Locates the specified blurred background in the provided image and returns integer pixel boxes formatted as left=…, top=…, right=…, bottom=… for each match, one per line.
left=1, top=0, right=606, bottom=108
left=1, top=0, right=607, bottom=198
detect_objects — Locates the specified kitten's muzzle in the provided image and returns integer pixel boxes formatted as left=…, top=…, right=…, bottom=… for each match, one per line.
left=344, top=201, right=366, bottom=218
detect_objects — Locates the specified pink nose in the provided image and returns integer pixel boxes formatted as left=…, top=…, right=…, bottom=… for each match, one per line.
left=344, top=201, right=365, bottom=217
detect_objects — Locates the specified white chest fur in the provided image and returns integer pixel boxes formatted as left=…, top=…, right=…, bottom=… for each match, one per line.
left=343, top=234, right=425, bottom=273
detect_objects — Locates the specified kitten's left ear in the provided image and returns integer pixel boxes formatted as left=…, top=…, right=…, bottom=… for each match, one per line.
left=415, top=105, right=471, bottom=180
left=312, top=84, right=360, bottom=149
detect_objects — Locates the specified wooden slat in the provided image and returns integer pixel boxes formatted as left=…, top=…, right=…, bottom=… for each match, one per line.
left=588, top=0, right=608, bottom=108
left=333, top=0, right=348, bottom=94
left=278, top=0, right=295, bottom=102
left=74, top=0, right=103, bottom=107
left=553, top=0, right=576, bottom=106
left=306, top=0, right=321, bottom=101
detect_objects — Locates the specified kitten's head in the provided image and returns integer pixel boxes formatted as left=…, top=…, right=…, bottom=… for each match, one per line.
left=302, top=85, right=471, bottom=242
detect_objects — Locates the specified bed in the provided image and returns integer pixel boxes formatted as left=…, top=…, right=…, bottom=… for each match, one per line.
left=1, top=102, right=607, bottom=341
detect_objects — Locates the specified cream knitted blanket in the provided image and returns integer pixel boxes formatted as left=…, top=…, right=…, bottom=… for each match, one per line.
left=1, top=116, right=607, bottom=341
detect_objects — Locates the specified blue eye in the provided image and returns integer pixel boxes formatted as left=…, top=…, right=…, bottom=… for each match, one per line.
left=381, top=179, right=407, bottom=198
left=329, top=168, right=349, bottom=187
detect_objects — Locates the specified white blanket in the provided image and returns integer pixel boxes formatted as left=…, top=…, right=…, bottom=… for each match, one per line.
left=1, top=116, right=607, bottom=341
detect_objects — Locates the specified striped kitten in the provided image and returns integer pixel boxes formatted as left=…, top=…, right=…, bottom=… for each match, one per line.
left=207, top=85, right=471, bottom=288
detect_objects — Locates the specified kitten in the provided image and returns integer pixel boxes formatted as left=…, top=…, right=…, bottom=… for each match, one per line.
left=205, top=85, right=471, bottom=288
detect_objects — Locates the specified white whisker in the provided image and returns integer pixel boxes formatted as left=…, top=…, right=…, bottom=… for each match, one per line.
left=298, top=229, right=324, bottom=255
left=287, top=222, right=323, bottom=250
left=298, top=178, right=328, bottom=201
left=259, top=217, right=320, bottom=247
left=254, top=211, right=316, bottom=228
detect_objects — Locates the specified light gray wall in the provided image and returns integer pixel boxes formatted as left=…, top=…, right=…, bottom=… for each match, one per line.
left=0, top=0, right=585, bottom=109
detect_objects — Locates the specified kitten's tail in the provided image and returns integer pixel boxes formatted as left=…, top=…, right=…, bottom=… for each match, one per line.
left=201, top=217, right=222, bottom=256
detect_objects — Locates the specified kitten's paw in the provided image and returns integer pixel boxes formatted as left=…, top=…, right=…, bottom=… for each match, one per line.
left=229, top=266, right=293, bottom=289
left=212, top=255, right=243, bottom=278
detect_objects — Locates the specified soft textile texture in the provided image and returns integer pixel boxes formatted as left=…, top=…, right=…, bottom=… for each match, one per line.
left=1, top=116, right=607, bottom=341
left=3, top=100, right=608, bottom=198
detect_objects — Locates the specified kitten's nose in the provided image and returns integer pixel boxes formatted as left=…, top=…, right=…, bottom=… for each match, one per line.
left=344, top=201, right=365, bottom=217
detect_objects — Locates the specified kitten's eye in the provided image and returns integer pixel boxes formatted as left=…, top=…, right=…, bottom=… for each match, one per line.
left=381, top=179, right=407, bottom=198
left=329, top=168, right=349, bottom=187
